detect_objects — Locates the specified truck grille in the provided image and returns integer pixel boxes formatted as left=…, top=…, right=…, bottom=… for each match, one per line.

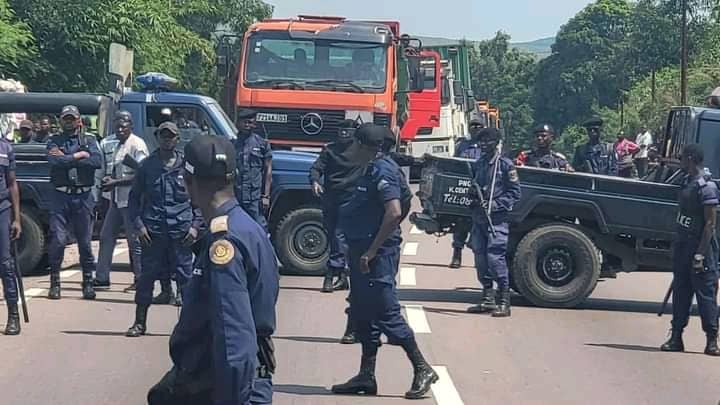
left=374, top=113, right=391, bottom=127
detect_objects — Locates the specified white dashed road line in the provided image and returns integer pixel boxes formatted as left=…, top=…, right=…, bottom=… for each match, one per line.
left=399, top=267, right=416, bottom=286
left=402, top=242, right=419, bottom=256
left=113, top=248, right=128, bottom=257
left=431, top=366, right=465, bottom=405
left=60, top=270, right=80, bottom=279
left=23, top=288, right=46, bottom=301
left=404, top=304, right=431, bottom=334
left=410, top=225, right=422, bottom=235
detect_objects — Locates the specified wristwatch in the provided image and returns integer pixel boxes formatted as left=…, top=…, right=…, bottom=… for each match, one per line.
left=694, top=254, right=705, bottom=262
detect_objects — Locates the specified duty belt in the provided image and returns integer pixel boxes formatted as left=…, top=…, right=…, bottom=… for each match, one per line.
left=55, top=186, right=92, bottom=195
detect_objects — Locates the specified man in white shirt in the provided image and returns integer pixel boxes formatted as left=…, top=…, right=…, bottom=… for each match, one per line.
left=94, top=111, right=148, bottom=290
left=634, top=125, right=653, bottom=178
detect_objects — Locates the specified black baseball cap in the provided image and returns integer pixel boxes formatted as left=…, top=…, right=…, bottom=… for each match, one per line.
left=583, top=117, right=603, bottom=129
left=156, top=121, right=179, bottom=136
left=60, top=105, right=80, bottom=119
left=478, top=128, right=501, bottom=141
left=237, top=109, right=258, bottom=120
left=354, top=123, right=385, bottom=148
left=469, top=118, right=485, bottom=127
left=184, top=135, right=237, bottom=179
left=19, top=120, right=33, bottom=130
left=533, top=124, right=555, bottom=135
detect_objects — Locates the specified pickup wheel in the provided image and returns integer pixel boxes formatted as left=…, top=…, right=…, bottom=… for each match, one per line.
left=274, top=206, right=328, bottom=276
left=17, top=209, right=46, bottom=275
left=513, top=223, right=600, bottom=308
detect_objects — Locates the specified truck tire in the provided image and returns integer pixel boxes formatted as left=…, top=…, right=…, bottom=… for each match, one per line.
left=274, top=206, right=328, bottom=276
left=513, top=223, right=600, bottom=308
left=17, top=209, right=45, bottom=275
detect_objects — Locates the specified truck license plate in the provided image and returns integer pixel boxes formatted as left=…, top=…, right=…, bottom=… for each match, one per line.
left=256, top=113, right=288, bottom=123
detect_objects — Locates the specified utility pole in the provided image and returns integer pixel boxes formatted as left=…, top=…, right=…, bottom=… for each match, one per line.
left=680, top=0, right=688, bottom=105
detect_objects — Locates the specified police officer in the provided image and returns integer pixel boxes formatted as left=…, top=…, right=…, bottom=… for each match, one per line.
left=46, top=105, right=102, bottom=300
left=332, top=124, right=438, bottom=399
left=466, top=128, right=521, bottom=317
left=450, top=118, right=485, bottom=269
left=572, top=117, right=617, bottom=175
left=660, top=144, right=720, bottom=356
left=516, top=124, right=573, bottom=171
left=147, top=135, right=279, bottom=405
left=310, top=119, right=361, bottom=293
left=234, top=109, right=272, bottom=229
left=126, top=122, right=202, bottom=337
left=0, top=135, right=22, bottom=335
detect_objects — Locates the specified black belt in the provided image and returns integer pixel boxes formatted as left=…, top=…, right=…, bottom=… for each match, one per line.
left=55, top=186, right=92, bottom=194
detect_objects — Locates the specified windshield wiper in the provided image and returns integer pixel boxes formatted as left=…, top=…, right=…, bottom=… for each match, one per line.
left=306, top=80, right=365, bottom=93
left=247, top=79, right=305, bottom=90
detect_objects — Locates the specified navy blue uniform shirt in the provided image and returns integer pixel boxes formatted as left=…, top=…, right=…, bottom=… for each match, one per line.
left=47, top=132, right=102, bottom=187
left=129, top=150, right=202, bottom=239
left=472, top=154, right=521, bottom=224
left=455, top=139, right=483, bottom=160
left=0, top=140, right=15, bottom=211
left=677, top=173, right=719, bottom=238
left=234, top=133, right=272, bottom=203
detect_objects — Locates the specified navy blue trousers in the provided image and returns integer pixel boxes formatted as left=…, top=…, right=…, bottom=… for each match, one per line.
left=323, top=193, right=348, bottom=273
left=135, top=234, right=192, bottom=305
left=48, top=191, right=96, bottom=278
left=671, top=238, right=719, bottom=336
left=241, top=200, right=267, bottom=231
left=471, top=221, right=510, bottom=290
left=452, top=220, right=472, bottom=250
left=0, top=208, right=17, bottom=303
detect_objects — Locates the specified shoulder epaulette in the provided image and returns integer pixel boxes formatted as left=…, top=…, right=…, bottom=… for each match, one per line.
left=210, top=215, right=229, bottom=234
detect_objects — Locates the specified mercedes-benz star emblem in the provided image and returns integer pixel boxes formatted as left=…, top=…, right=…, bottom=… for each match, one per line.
left=301, top=113, right=323, bottom=135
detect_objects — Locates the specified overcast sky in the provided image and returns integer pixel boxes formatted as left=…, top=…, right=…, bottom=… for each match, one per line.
left=265, top=0, right=595, bottom=42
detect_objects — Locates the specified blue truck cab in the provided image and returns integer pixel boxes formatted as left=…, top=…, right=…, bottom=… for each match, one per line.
left=0, top=79, right=326, bottom=275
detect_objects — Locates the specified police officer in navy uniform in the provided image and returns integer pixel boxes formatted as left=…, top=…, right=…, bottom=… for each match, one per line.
left=450, top=118, right=485, bottom=269
left=572, top=117, right=617, bottom=175
left=332, top=124, right=438, bottom=399
left=467, top=128, right=521, bottom=317
left=660, top=144, right=720, bottom=356
left=234, top=109, right=272, bottom=230
left=516, top=124, right=573, bottom=171
left=46, top=105, right=102, bottom=300
left=147, top=135, right=279, bottom=405
left=0, top=136, right=22, bottom=335
left=126, top=122, right=203, bottom=337
left=310, top=119, right=362, bottom=293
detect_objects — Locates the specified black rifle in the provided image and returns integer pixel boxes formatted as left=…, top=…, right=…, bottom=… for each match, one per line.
left=658, top=281, right=673, bottom=317
left=466, top=161, right=496, bottom=238
left=12, top=241, right=29, bottom=323
left=122, top=154, right=141, bottom=170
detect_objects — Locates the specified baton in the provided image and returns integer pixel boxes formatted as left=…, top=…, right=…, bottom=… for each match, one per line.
left=657, top=281, right=672, bottom=317
left=12, top=241, right=29, bottom=323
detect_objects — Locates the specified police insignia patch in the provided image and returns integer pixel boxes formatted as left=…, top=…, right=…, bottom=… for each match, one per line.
left=509, top=169, right=519, bottom=182
left=210, top=240, right=235, bottom=265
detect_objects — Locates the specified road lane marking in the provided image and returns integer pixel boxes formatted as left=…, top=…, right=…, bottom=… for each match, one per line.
left=403, top=242, right=419, bottom=256
left=410, top=225, right=422, bottom=235
left=431, top=366, right=464, bottom=405
left=404, top=304, right=431, bottom=333
left=60, top=270, right=80, bottom=279
left=400, top=267, right=416, bottom=286
left=24, top=288, right=46, bottom=301
left=113, top=248, right=128, bottom=257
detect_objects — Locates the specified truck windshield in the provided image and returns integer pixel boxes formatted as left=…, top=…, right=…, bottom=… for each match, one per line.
left=244, top=33, right=388, bottom=93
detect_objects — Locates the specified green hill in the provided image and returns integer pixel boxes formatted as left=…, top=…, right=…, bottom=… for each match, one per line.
left=415, top=35, right=555, bottom=59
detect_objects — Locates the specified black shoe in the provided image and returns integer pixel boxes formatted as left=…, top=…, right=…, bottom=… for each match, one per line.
left=4, top=303, right=20, bottom=336
left=93, top=279, right=111, bottom=289
left=333, top=272, right=349, bottom=291
left=321, top=275, right=334, bottom=293
left=492, top=289, right=511, bottom=318
left=152, top=290, right=175, bottom=305
left=48, top=273, right=61, bottom=300
left=705, top=336, right=720, bottom=356
left=467, top=288, right=496, bottom=313
left=660, top=330, right=684, bottom=352
left=331, top=356, right=377, bottom=396
left=82, top=281, right=96, bottom=300
left=126, top=304, right=149, bottom=337
left=405, top=364, right=439, bottom=399
left=340, top=332, right=357, bottom=344
left=449, top=248, right=462, bottom=269
left=123, top=282, right=137, bottom=293
left=173, top=291, right=183, bottom=307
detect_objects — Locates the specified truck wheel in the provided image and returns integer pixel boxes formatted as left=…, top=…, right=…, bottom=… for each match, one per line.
left=274, top=206, right=328, bottom=276
left=513, top=223, right=600, bottom=308
left=17, top=209, right=46, bottom=275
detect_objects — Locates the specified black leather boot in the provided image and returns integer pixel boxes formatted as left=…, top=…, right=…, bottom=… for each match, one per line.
left=660, top=330, right=684, bottom=352
left=48, top=272, right=61, bottom=300
left=340, top=307, right=357, bottom=344
left=492, top=289, right=511, bottom=318
left=82, top=274, right=96, bottom=300
left=4, top=302, right=20, bottom=335
left=321, top=270, right=334, bottom=293
left=173, top=289, right=183, bottom=307
left=331, top=355, right=377, bottom=395
left=152, top=281, right=175, bottom=305
left=402, top=338, right=439, bottom=399
left=467, top=288, right=496, bottom=313
left=333, top=270, right=349, bottom=291
left=449, top=248, right=462, bottom=269
left=705, top=335, right=720, bottom=356
left=126, top=304, right=149, bottom=337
